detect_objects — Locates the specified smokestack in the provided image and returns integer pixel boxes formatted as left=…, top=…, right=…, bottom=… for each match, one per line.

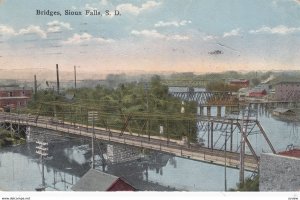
left=56, top=64, right=60, bottom=94
left=34, top=74, right=37, bottom=94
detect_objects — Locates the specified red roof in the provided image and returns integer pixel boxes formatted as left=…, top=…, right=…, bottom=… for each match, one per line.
left=278, top=149, right=300, bottom=158
left=229, top=79, right=249, bottom=83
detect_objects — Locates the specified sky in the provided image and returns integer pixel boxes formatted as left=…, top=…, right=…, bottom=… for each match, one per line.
left=1, top=0, right=300, bottom=78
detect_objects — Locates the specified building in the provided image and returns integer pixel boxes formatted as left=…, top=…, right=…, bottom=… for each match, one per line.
left=71, top=169, right=136, bottom=191
left=229, top=79, right=249, bottom=88
left=254, top=84, right=271, bottom=92
left=275, top=82, right=300, bottom=101
left=0, top=86, right=32, bottom=109
left=272, top=108, right=295, bottom=116
left=248, top=89, right=267, bottom=97
left=259, top=149, right=300, bottom=191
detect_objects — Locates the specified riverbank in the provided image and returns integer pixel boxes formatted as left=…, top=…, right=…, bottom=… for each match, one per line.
left=0, top=128, right=26, bottom=148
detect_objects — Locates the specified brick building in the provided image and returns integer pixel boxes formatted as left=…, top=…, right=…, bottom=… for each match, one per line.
left=275, top=82, right=300, bottom=101
left=248, top=89, right=267, bottom=98
left=0, top=86, right=32, bottom=109
left=228, top=79, right=249, bottom=89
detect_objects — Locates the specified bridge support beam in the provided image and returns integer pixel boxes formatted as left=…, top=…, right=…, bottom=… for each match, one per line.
left=217, top=106, right=222, bottom=118
left=197, top=106, right=204, bottom=116
left=207, top=122, right=210, bottom=148
left=211, top=121, right=214, bottom=150
left=230, top=120, right=233, bottom=152
left=207, top=106, right=211, bottom=117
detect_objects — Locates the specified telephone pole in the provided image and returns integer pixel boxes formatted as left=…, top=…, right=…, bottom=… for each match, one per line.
left=56, top=64, right=60, bottom=94
left=88, top=111, right=98, bottom=169
left=144, top=83, right=150, bottom=141
left=36, top=140, right=48, bottom=191
left=34, top=75, right=37, bottom=95
left=224, top=131, right=227, bottom=191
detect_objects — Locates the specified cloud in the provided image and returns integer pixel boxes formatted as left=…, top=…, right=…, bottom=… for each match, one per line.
left=0, top=24, right=47, bottom=38
left=84, top=3, right=98, bottom=10
left=0, top=25, right=16, bottom=36
left=0, top=0, right=4, bottom=4
left=131, top=29, right=189, bottom=41
left=100, top=0, right=108, bottom=5
left=62, top=33, right=114, bottom=45
left=47, top=21, right=72, bottom=32
left=1, top=22, right=72, bottom=39
left=202, top=35, right=218, bottom=41
left=131, top=29, right=165, bottom=39
left=116, top=1, right=161, bottom=15
left=293, top=0, right=300, bottom=4
left=223, top=28, right=241, bottom=38
left=18, top=25, right=47, bottom=38
left=154, top=20, right=192, bottom=27
left=249, top=25, right=300, bottom=35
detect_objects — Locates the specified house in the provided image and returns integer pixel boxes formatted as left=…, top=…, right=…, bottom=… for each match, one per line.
left=238, top=88, right=249, bottom=99
left=260, top=147, right=300, bottom=191
left=71, top=169, right=136, bottom=191
left=272, top=108, right=295, bottom=116
left=254, top=84, right=271, bottom=92
left=275, top=81, right=300, bottom=101
left=0, top=86, right=32, bottom=109
left=248, top=89, right=267, bottom=97
left=229, top=79, right=249, bottom=88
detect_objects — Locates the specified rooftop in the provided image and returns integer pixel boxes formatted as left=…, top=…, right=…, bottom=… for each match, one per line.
left=273, top=108, right=295, bottom=114
left=229, top=79, right=249, bottom=83
left=0, top=86, right=32, bottom=91
left=275, top=81, right=300, bottom=85
left=278, top=149, right=300, bottom=158
left=71, top=169, right=135, bottom=191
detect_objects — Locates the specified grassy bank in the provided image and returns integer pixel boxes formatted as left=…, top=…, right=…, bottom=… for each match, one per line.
left=0, top=128, right=26, bottom=148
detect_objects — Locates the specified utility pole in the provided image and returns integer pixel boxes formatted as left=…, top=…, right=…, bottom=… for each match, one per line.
left=88, top=111, right=98, bottom=169
left=239, top=109, right=246, bottom=186
left=92, top=113, right=95, bottom=169
left=56, top=64, right=60, bottom=94
left=34, top=75, right=37, bottom=95
left=224, top=131, right=227, bottom=191
left=36, top=140, right=48, bottom=191
left=74, top=65, right=77, bottom=90
left=145, top=83, right=150, bottom=141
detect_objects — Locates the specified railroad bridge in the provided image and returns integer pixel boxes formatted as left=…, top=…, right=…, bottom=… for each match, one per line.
left=0, top=111, right=276, bottom=173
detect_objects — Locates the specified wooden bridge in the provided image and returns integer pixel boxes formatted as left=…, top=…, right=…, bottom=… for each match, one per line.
left=0, top=112, right=273, bottom=172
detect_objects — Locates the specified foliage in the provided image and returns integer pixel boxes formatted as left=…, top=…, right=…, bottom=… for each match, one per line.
left=0, top=128, right=25, bottom=147
left=206, top=81, right=240, bottom=92
left=229, top=176, right=259, bottom=191
left=28, top=75, right=198, bottom=142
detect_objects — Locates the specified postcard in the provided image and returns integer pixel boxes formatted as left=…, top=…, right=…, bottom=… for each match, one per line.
left=0, top=0, right=299, bottom=199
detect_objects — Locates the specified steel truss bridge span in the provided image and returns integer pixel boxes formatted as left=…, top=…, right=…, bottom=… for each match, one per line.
left=0, top=112, right=276, bottom=172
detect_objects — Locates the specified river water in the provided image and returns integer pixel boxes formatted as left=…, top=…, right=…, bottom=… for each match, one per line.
left=0, top=88, right=299, bottom=191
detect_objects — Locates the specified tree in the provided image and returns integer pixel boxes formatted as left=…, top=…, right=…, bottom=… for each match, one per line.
left=230, top=176, right=259, bottom=191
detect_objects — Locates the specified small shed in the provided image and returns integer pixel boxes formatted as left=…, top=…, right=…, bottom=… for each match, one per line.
left=272, top=108, right=295, bottom=116
left=71, top=169, right=136, bottom=191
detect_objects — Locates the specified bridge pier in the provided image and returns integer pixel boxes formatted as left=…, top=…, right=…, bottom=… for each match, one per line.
left=211, top=121, right=214, bottom=151
left=207, top=106, right=211, bottom=117
left=107, top=144, right=141, bottom=164
left=207, top=122, right=210, bottom=148
left=217, top=106, right=222, bottom=118
left=197, top=106, right=204, bottom=116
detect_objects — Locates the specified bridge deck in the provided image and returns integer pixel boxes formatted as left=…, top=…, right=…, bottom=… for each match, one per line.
left=0, top=113, right=258, bottom=172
